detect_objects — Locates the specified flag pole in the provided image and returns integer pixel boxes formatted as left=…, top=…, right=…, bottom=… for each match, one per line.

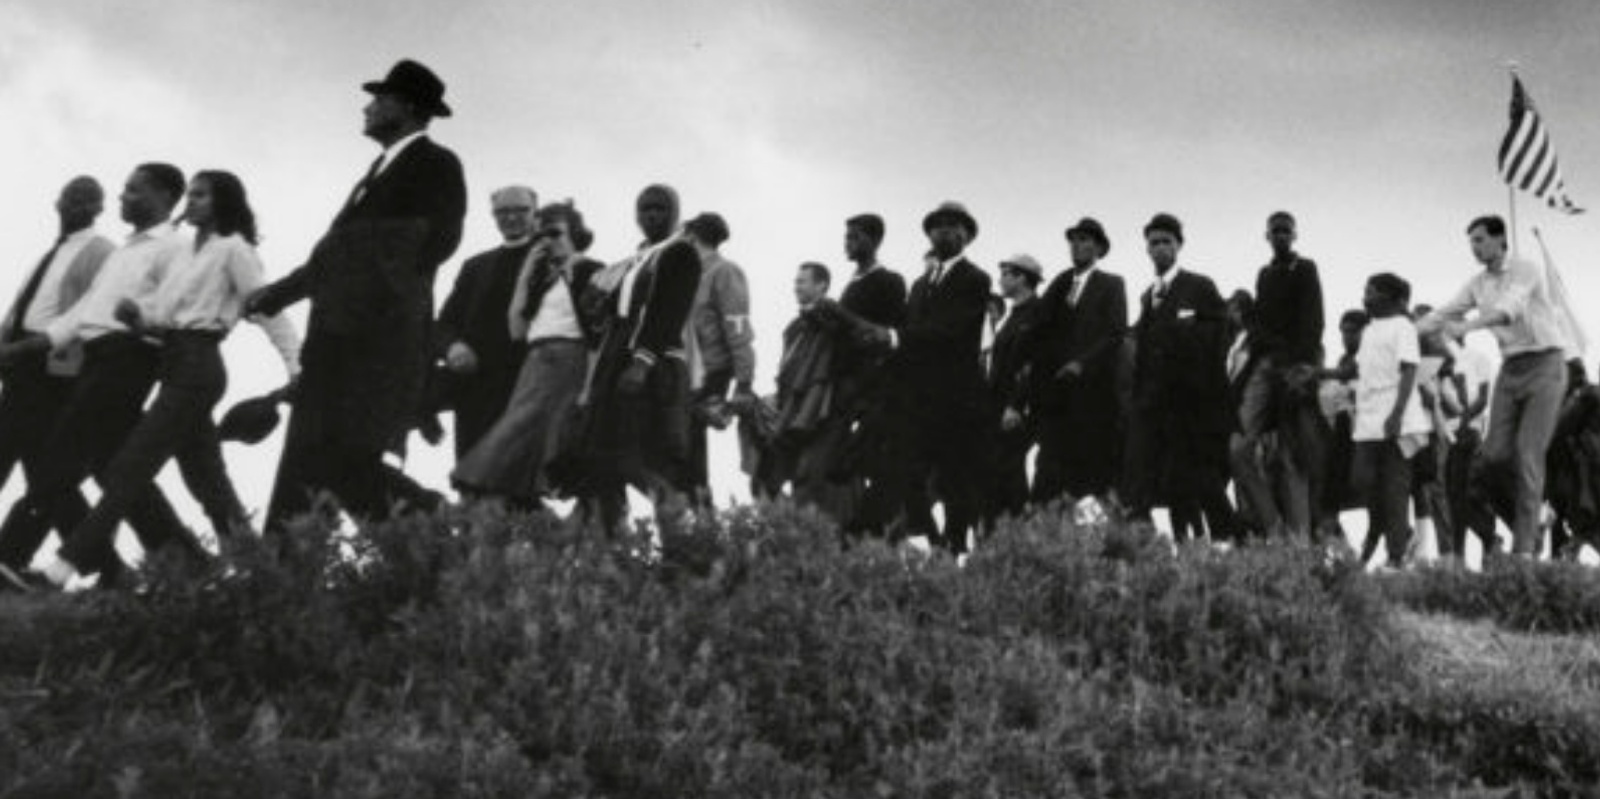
left=1509, top=185, right=1520, bottom=257
left=1506, top=61, right=1522, bottom=256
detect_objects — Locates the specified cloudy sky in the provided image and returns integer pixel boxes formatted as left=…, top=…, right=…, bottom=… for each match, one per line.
left=4, top=0, right=1600, bottom=527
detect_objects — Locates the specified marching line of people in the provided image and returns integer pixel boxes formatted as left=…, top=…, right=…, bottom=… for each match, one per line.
left=1, top=58, right=1595, bottom=593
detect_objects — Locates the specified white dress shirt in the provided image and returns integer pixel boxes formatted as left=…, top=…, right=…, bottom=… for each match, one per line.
left=46, top=223, right=184, bottom=348
left=139, top=232, right=302, bottom=375
left=22, top=227, right=98, bottom=333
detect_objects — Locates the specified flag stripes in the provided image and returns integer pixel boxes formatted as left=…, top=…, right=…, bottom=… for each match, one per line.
left=1497, top=76, right=1583, bottom=214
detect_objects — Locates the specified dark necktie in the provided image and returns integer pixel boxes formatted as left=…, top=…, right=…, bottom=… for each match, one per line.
left=9, top=236, right=66, bottom=340
left=344, top=154, right=385, bottom=211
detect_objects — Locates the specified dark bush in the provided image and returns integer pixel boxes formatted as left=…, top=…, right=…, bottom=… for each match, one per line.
left=1381, top=556, right=1600, bottom=634
left=1, top=500, right=1595, bottom=796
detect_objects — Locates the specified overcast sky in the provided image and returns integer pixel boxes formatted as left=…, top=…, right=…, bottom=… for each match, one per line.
left=4, top=0, right=1600, bottom=524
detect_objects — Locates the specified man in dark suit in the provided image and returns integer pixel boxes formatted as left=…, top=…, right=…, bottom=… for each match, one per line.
left=985, top=254, right=1045, bottom=525
left=1024, top=217, right=1127, bottom=508
left=1123, top=213, right=1239, bottom=542
left=248, top=59, right=467, bottom=532
left=860, top=202, right=991, bottom=555
left=433, top=185, right=538, bottom=460
left=580, top=185, right=701, bottom=533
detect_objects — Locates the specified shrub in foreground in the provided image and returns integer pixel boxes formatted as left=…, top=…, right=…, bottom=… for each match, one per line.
left=0, top=501, right=1594, bottom=796
left=1381, top=556, right=1600, bottom=634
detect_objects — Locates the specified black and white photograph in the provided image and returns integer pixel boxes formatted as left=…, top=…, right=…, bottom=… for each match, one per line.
left=3, top=1, right=1600, bottom=794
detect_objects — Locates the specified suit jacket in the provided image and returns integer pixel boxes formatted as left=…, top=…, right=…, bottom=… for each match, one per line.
left=1132, top=268, right=1229, bottom=417
left=988, top=296, right=1043, bottom=413
left=1, top=234, right=114, bottom=377
left=896, top=256, right=991, bottom=416
left=260, top=135, right=467, bottom=453
left=264, top=135, right=468, bottom=323
left=1025, top=267, right=1127, bottom=412
left=437, top=242, right=529, bottom=374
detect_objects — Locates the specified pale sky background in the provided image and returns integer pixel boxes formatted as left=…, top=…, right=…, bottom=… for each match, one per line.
left=3, top=0, right=1600, bottom=549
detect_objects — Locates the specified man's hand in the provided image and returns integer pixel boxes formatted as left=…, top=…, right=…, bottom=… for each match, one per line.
left=1442, top=320, right=1472, bottom=341
left=1054, top=361, right=1084, bottom=381
left=619, top=354, right=652, bottom=395
left=1384, top=411, right=1402, bottom=439
left=1001, top=407, right=1024, bottom=432
left=244, top=285, right=282, bottom=317
left=114, top=299, right=143, bottom=331
left=856, top=325, right=893, bottom=349
left=527, top=242, right=559, bottom=288
left=444, top=342, right=479, bottom=374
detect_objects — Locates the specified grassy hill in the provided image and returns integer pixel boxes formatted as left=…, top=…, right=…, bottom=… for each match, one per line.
left=2, top=502, right=1598, bottom=797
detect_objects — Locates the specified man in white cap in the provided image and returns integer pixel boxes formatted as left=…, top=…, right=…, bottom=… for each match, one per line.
left=986, top=253, right=1044, bottom=524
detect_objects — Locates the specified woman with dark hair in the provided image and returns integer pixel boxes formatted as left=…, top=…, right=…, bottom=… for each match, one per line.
left=451, top=201, right=605, bottom=507
left=34, top=170, right=300, bottom=586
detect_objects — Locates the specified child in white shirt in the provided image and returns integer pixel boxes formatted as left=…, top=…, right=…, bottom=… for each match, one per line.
left=1346, top=273, right=1430, bottom=568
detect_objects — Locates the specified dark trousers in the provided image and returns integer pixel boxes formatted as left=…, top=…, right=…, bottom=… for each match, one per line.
left=688, top=368, right=734, bottom=506
left=1230, top=358, right=1326, bottom=539
left=267, top=420, right=437, bottom=533
left=1444, top=427, right=1496, bottom=556
left=9, top=334, right=199, bottom=576
left=860, top=397, right=986, bottom=555
left=588, top=357, right=694, bottom=533
left=1410, top=435, right=1453, bottom=548
left=0, top=355, right=80, bottom=569
left=985, top=423, right=1033, bottom=526
left=1032, top=386, right=1119, bottom=504
left=1474, top=350, right=1566, bottom=554
left=1318, top=412, right=1357, bottom=540
left=57, top=333, right=244, bottom=573
left=266, top=338, right=439, bottom=534
left=1124, top=403, right=1239, bottom=542
left=1355, top=439, right=1412, bottom=565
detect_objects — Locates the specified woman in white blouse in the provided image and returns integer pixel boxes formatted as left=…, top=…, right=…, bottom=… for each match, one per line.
left=40, top=170, right=300, bottom=586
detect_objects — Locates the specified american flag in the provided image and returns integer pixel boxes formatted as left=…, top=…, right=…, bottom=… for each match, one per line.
left=1498, top=75, right=1584, bottom=214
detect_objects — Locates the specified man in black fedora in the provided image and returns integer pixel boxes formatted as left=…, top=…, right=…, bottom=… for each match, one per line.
left=857, top=202, right=991, bottom=554
left=248, top=58, right=468, bottom=532
left=1023, top=217, right=1128, bottom=509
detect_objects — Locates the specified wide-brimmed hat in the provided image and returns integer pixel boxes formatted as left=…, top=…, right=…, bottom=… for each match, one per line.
left=1143, top=212, right=1184, bottom=244
left=362, top=59, right=452, bottom=118
left=218, top=394, right=283, bottom=444
left=998, top=253, right=1044, bottom=280
left=922, top=201, right=979, bottom=241
left=1064, top=217, right=1111, bottom=256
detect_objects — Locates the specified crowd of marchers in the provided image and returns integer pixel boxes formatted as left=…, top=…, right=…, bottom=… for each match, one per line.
left=1, top=58, right=1596, bottom=593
